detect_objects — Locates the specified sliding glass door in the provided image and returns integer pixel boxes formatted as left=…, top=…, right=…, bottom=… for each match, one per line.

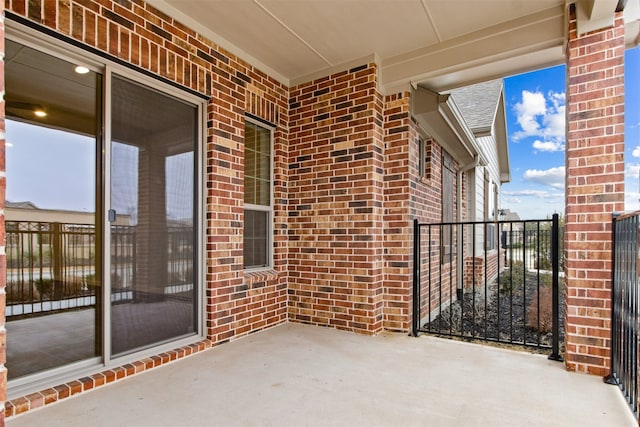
left=5, top=37, right=201, bottom=384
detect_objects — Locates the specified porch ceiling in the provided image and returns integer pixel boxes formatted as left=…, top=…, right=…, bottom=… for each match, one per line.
left=147, top=0, right=640, bottom=92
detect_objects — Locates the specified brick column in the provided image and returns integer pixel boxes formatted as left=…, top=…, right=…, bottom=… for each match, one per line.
left=136, top=145, right=168, bottom=301
left=565, top=10, right=625, bottom=375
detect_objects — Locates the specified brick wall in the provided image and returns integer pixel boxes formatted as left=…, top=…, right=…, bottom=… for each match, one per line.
left=409, top=132, right=464, bottom=324
left=287, top=64, right=385, bottom=334
left=463, top=252, right=499, bottom=288
left=382, top=92, right=413, bottom=331
left=565, top=9, right=625, bottom=375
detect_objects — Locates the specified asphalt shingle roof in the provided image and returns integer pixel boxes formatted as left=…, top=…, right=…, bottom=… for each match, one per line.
left=447, top=79, right=503, bottom=131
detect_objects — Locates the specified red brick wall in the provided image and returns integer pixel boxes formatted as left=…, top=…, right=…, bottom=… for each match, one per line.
left=383, top=92, right=413, bottom=331
left=464, top=252, right=499, bottom=289
left=408, top=132, right=463, bottom=323
left=287, top=64, right=385, bottom=334
left=565, top=10, right=625, bottom=375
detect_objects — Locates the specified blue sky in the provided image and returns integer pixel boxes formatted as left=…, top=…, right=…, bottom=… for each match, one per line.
left=6, top=121, right=95, bottom=211
left=6, top=120, right=193, bottom=221
left=501, top=46, right=640, bottom=219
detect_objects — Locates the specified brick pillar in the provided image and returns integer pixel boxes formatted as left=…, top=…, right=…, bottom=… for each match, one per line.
left=0, top=3, right=6, bottom=423
left=565, top=9, right=625, bottom=375
left=382, top=92, right=413, bottom=332
left=136, top=145, right=168, bottom=301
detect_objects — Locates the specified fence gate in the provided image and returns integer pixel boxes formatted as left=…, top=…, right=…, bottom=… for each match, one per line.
left=412, top=214, right=562, bottom=360
left=606, top=212, right=639, bottom=418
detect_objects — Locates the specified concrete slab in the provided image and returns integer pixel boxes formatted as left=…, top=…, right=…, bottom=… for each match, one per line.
left=7, top=322, right=636, bottom=426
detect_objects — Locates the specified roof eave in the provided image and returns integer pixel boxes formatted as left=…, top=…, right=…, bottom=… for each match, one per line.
left=411, top=86, right=482, bottom=166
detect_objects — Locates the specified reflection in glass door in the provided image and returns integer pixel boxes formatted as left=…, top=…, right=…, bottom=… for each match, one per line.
left=109, top=76, right=197, bottom=356
left=4, top=40, right=100, bottom=379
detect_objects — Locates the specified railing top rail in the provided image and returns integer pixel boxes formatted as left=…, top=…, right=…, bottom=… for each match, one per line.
left=415, top=218, right=555, bottom=228
left=613, top=210, right=640, bottom=222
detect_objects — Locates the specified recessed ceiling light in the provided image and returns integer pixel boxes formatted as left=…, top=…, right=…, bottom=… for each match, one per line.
left=34, top=110, right=47, bottom=117
left=75, top=65, right=90, bottom=74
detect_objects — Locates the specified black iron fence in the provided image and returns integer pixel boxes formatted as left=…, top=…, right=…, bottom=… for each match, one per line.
left=606, top=212, right=639, bottom=418
left=412, top=214, right=563, bottom=360
left=6, top=221, right=193, bottom=318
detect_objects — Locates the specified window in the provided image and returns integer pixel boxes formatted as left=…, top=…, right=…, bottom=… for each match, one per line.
left=441, top=150, right=455, bottom=264
left=418, top=138, right=425, bottom=177
left=418, top=138, right=433, bottom=180
left=483, top=172, right=497, bottom=251
left=244, top=119, right=272, bottom=269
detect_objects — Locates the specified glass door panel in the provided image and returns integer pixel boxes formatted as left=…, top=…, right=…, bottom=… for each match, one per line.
left=110, top=76, right=197, bottom=357
left=4, top=41, right=100, bottom=379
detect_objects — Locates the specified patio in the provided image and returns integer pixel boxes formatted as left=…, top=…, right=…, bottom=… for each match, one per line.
left=6, top=323, right=635, bottom=427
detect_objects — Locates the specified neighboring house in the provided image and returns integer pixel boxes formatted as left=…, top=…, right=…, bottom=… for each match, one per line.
left=0, top=0, right=637, bottom=420
left=410, top=79, right=508, bottom=317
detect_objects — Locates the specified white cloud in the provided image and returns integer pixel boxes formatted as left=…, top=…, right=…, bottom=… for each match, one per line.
left=625, top=191, right=640, bottom=211
left=514, top=90, right=545, bottom=135
left=501, top=188, right=564, bottom=219
left=633, top=146, right=640, bottom=158
left=532, top=140, right=564, bottom=152
left=502, top=189, right=549, bottom=197
left=512, top=89, right=566, bottom=151
left=543, top=104, right=565, bottom=139
left=523, top=166, right=565, bottom=189
left=501, top=196, right=522, bottom=205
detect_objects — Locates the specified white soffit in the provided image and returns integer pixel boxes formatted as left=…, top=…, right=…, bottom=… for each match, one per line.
left=625, top=0, right=640, bottom=46
left=146, top=0, right=569, bottom=91
left=383, top=6, right=567, bottom=92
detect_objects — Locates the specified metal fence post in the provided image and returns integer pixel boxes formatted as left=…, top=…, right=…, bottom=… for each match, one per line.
left=52, top=222, right=64, bottom=300
left=604, top=212, right=619, bottom=385
left=412, top=219, right=420, bottom=337
left=548, top=213, right=563, bottom=361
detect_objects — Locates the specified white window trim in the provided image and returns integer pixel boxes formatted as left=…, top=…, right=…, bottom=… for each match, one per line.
left=418, top=137, right=425, bottom=177
left=243, top=117, right=274, bottom=271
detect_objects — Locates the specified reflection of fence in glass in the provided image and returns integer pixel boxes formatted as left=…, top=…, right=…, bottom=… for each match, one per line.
left=6, top=221, right=96, bottom=316
left=6, top=221, right=193, bottom=317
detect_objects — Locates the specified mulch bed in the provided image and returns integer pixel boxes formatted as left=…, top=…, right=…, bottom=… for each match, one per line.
left=423, top=268, right=565, bottom=353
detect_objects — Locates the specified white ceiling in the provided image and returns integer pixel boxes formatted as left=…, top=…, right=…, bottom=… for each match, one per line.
left=147, top=0, right=640, bottom=92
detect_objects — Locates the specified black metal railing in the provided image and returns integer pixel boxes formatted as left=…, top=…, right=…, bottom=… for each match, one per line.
left=606, top=212, right=639, bottom=418
left=6, top=221, right=194, bottom=318
left=412, top=214, right=563, bottom=360
left=6, top=221, right=97, bottom=317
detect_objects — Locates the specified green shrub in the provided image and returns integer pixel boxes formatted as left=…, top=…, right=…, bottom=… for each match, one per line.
left=535, top=255, right=552, bottom=271
left=498, top=261, right=526, bottom=293
left=33, top=278, right=54, bottom=297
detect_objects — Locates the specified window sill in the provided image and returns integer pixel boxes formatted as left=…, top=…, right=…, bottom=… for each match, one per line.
left=244, top=268, right=279, bottom=286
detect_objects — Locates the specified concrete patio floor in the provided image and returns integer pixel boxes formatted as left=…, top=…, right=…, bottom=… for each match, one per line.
left=7, top=322, right=636, bottom=427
